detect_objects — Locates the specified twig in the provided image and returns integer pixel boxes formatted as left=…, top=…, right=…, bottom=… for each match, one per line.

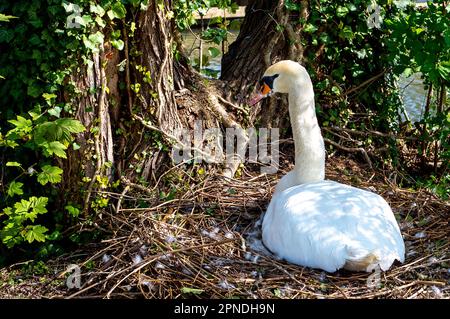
left=343, top=70, right=387, bottom=96
left=216, top=94, right=249, bottom=114
left=324, top=138, right=373, bottom=168
left=116, top=185, right=130, bottom=215
left=105, top=238, right=236, bottom=298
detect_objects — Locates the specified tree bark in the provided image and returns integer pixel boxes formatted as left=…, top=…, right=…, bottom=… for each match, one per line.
left=62, top=1, right=192, bottom=209
left=221, top=0, right=308, bottom=129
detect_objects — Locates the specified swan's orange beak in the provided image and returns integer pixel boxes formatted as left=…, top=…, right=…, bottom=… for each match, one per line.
left=249, top=83, right=272, bottom=106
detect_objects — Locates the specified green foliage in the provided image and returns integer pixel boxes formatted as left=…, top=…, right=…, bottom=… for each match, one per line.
left=174, top=0, right=238, bottom=77
left=1, top=0, right=149, bottom=251
left=0, top=1, right=94, bottom=250
left=284, top=0, right=449, bottom=196
left=0, top=197, right=48, bottom=248
left=385, top=1, right=450, bottom=86
left=37, top=165, right=63, bottom=185
left=298, top=0, right=401, bottom=129
left=384, top=0, right=449, bottom=195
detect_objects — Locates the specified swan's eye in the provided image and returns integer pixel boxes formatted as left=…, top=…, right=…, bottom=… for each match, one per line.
left=260, top=74, right=279, bottom=90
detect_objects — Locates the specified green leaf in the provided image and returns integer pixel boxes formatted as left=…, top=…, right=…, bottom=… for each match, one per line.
left=437, top=62, right=450, bottom=81
left=402, top=67, right=414, bottom=78
left=27, top=84, right=41, bottom=98
left=180, top=287, right=204, bottom=295
left=7, top=181, right=24, bottom=197
left=90, top=4, right=105, bottom=17
left=13, top=197, right=48, bottom=222
left=65, top=205, right=80, bottom=218
left=6, top=162, right=22, bottom=167
left=37, top=165, right=63, bottom=185
left=30, top=197, right=48, bottom=215
left=48, top=106, right=62, bottom=118
left=336, top=6, right=349, bottom=18
left=89, top=32, right=104, bottom=45
left=0, top=14, right=17, bottom=22
left=108, top=2, right=126, bottom=20
left=331, top=86, right=341, bottom=95
left=73, top=142, right=81, bottom=150
left=303, top=24, right=318, bottom=33
left=9, top=116, right=32, bottom=130
left=208, top=47, right=221, bottom=58
left=111, top=39, right=124, bottom=50
left=95, top=16, right=106, bottom=28
left=83, top=32, right=104, bottom=52
left=42, top=93, right=57, bottom=102
left=339, top=26, right=354, bottom=40
left=284, top=0, right=300, bottom=11
left=24, top=225, right=48, bottom=243
left=44, top=141, right=68, bottom=158
left=34, top=118, right=85, bottom=146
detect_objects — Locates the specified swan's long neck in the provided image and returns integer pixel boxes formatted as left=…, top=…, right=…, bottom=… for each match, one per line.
left=288, top=78, right=325, bottom=184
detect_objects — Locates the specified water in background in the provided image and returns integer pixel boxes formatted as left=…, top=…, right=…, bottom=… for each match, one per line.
left=182, top=30, right=427, bottom=123
left=398, top=74, right=428, bottom=122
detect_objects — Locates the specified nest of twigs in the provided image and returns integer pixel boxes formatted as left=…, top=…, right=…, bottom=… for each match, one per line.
left=1, top=154, right=448, bottom=299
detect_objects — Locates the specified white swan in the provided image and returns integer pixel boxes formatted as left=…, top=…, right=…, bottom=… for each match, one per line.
left=250, top=60, right=405, bottom=272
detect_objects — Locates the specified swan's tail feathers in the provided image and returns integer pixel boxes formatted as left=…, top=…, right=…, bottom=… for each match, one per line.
left=344, top=252, right=380, bottom=272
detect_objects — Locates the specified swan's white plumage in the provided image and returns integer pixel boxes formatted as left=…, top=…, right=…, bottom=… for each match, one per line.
left=262, top=180, right=405, bottom=272
left=256, top=60, right=405, bottom=272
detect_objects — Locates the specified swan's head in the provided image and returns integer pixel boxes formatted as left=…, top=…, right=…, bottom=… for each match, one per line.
left=249, top=60, right=308, bottom=106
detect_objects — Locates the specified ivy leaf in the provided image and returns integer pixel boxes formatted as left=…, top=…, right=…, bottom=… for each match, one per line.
left=42, top=93, right=57, bottom=103
left=303, top=24, right=318, bottom=33
left=37, top=165, right=63, bottom=185
left=332, top=86, right=341, bottom=95
left=48, top=106, right=62, bottom=118
left=339, top=26, right=354, bottom=40
left=336, top=6, right=349, bottom=17
left=108, top=2, right=126, bottom=20
left=83, top=32, right=104, bottom=53
left=95, top=16, right=106, bottom=28
left=73, top=142, right=81, bottom=150
left=23, top=225, right=48, bottom=243
left=27, top=83, right=41, bottom=98
left=90, top=4, right=105, bottom=17
left=65, top=205, right=80, bottom=218
left=284, top=0, right=300, bottom=11
left=7, top=181, right=24, bottom=197
left=111, top=39, right=124, bottom=50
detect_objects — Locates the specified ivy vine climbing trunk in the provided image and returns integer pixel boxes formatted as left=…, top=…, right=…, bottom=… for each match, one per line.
left=63, top=47, right=117, bottom=213
left=133, top=0, right=182, bottom=133
left=62, top=1, right=190, bottom=212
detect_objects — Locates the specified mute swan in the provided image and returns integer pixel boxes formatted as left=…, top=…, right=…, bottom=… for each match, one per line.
left=250, top=60, right=405, bottom=272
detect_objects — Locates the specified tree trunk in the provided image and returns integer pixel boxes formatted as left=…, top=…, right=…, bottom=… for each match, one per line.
left=62, top=47, right=116, bottom=212
left=62, top=1, right=192, bottom=211
left=61, top=0, right=250, bottom=210
left=221, top=0, right=308, bottom=128
left=133, top=1, right=182, bottom=133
